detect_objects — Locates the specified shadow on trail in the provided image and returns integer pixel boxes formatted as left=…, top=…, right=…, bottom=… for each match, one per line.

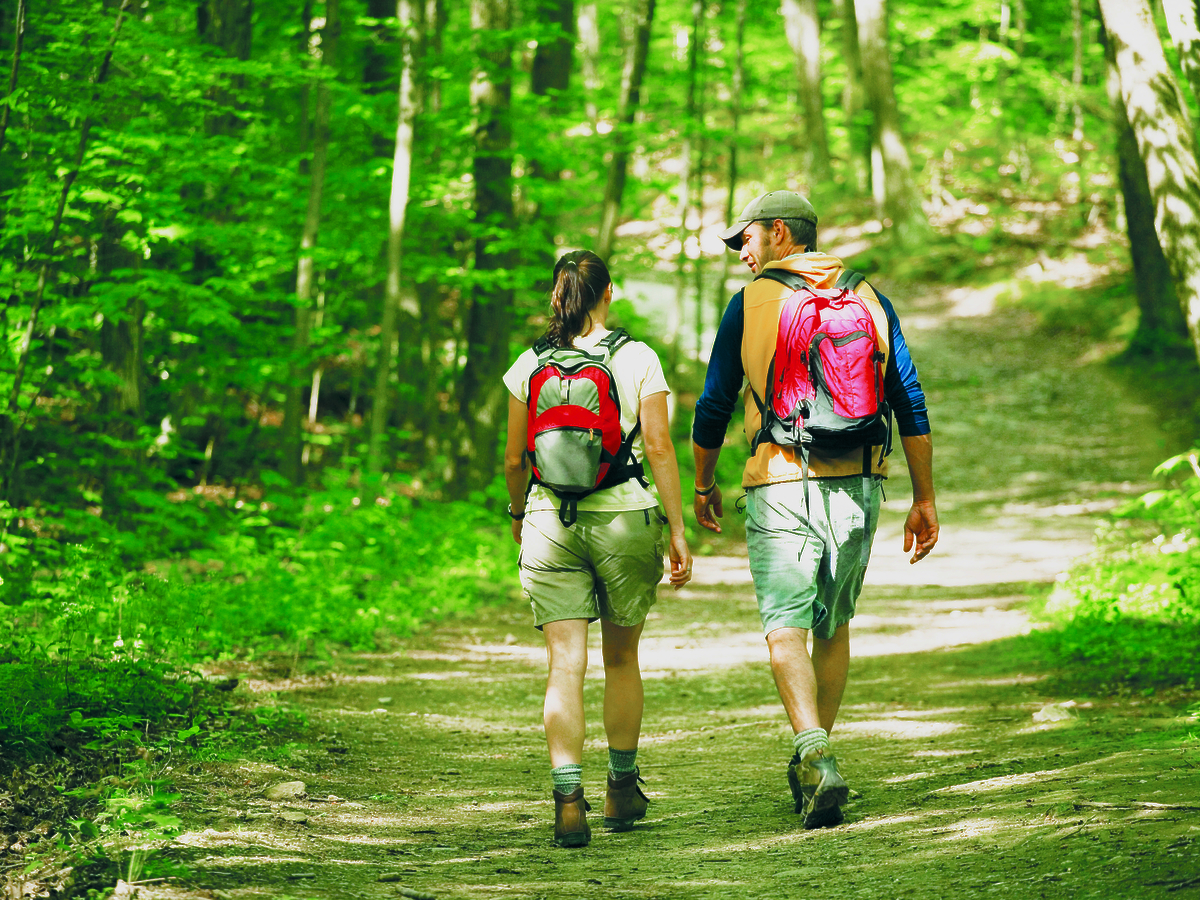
left=167, top=595, right=1199, bottom=900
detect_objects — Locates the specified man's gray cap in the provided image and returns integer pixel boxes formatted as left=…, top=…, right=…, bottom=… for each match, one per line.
left=719, top=190, right=818, bottom=250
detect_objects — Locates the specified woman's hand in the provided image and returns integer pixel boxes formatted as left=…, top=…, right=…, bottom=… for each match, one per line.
left=667, top=530, right=692, bottom=589
left=511, top=517, right=523, bottom=545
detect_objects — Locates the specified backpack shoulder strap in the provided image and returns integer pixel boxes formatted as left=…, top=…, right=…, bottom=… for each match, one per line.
left=834, top=268, right=866, bottom=292
left=754, top=268, right=809, bottom=292
left=596, top=327, right=634, bottom=361
left=532, top=336, right=558, bottom=364
left=839, top=270, right=891, bottom=368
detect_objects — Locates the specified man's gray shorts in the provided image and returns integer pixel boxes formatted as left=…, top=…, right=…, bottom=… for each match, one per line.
left=745, top=477, right=882, bottom=640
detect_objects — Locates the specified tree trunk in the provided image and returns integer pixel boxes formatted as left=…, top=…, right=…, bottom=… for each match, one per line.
left=1102, top=27, right=1188, bottom=351
left=1162, top=0, right=1200, bottom=116
left=197, top=0, right=254, bottom=135
left=0, top=0, right=27, bottom=159
left=672, top=0, right=702, bottom=371
left=100, top=310, right=145, bottom=422
left=453, top=0, right=514, bottom=494
left=1099, top=0, right=1200, bottom=365
left=692, top=3, right=707, bottom=362
left=424, top=0, right=446, bottom=113
left=854, top=0, right=930, bottom=247
left=528, top=0, right=575, bottom=287
left=781, top=0, right=831, bottom=184
left=368, top=0, right=419, bottom=476
left=724, top=0, right=745, bottom=231
left=281, top=0, right=340, bottom=485
left=717, top=0, right=745, bottom=319
left=596, top=0, right=656, bottom=261
left=1014, top=0, right=1026, bottom=55
left=578, top=1, right=600, bottom=123
left=98, top=220, right=146, bottom=425
left=833, top=0, right=868, bottom=192
left=1071, top=0, right=1084, bottom=142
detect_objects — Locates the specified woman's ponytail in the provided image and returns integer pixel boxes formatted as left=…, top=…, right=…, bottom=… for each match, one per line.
left=545, top=250, right=611, bottom=347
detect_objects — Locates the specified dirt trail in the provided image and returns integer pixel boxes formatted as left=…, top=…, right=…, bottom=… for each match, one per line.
left=163, top=279, right=1199, bottom=899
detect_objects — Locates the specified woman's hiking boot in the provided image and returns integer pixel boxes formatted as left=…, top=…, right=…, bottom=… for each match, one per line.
left=787, top=749, right=848, bottom=829
left=552, top=786, right=591, bottom=847
left=604, top=768, right=650, bottom=831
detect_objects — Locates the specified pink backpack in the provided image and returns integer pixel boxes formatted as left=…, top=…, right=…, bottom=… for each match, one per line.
left=750, top=267, right=891, bottom=460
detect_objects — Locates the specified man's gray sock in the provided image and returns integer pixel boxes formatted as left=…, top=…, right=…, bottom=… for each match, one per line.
left=551, top=763, right=583, bottom=794
left=792, top=728, right=829, bottom=762
left=608, top=747, right=638, bottom=776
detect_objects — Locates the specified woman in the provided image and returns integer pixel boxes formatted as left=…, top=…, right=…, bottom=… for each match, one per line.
left=503, top=250, right=692, bottom=848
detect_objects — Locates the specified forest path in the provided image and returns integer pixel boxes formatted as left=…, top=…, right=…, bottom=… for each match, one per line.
left=165, top=276, right=1200, bottom=899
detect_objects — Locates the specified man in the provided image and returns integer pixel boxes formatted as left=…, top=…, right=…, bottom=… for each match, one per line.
left=691, top=190, right=939, bottom=828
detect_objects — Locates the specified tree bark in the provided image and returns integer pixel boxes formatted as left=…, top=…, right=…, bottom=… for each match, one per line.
left=718, top=0, right=745, bottom=319
left=833, top=0, right=867, bottom=192
left=453, top=0, right=514, bottom=494
left=368, top=0, right=419, bottom=476
left=528, top=0, right=575, bottom=287
left=1102, top=27, right=1187, bottom=350
left=424, top=0, right=446, bottom=113
left=1099, top=0, right=1200, bottom=365
left=281, top=0, right=340, bottom=484
left=673, top=0, right=703, bottom=370
left=781, top=0, right=831, bottom=184
left=578, top=1, right=600, bottom=123
left=0, top=0, right=27, bottom=159
left=692, top=2, right=707, bottom=362
left=1071, top=0, right=1084, bottom=142
left=596, top=0, right=656, bottom=261
left=724, top=0, right=745, bottom=231
left=1162, top=0, right=1200, bottom=117
left=854, top=0, right=930, bottom=247
left=197, top=0, right=254, bottom=135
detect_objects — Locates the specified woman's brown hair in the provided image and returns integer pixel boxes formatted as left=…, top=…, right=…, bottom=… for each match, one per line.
left=545, top=250, right=611, bottom=348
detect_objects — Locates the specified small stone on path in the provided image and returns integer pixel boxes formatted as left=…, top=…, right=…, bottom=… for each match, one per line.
left=263, top=781, right=307, bottom=801
left=1033, top=702, right=1076, bottom=723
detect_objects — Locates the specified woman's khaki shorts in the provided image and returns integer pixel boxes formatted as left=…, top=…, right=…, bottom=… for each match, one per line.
left=519, top=507, right=665, bottom=629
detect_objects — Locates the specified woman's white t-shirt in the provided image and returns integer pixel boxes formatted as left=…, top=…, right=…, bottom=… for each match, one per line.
left=503, top=326, right=670, bottom=513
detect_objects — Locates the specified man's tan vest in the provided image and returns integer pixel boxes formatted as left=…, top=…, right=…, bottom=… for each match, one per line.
left=739, top=252, right=892, bottom=489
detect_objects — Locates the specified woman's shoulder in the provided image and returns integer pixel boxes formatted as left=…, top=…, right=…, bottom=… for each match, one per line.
left=611, top=334, right=663, bottom=366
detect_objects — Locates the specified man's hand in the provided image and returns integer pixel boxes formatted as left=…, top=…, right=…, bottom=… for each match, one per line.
left=694, top=484, right=724, bottom=533
left=903, top=500, right=939, bottom=564
left=511, top=518, right=523, bottom=545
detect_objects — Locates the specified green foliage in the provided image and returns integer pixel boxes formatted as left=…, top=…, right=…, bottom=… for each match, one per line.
left=1037, top=449, right=1200, bottom=687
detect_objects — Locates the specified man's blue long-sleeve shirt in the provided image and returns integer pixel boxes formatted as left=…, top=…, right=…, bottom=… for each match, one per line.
left=692, top=286, right=931, bottom=450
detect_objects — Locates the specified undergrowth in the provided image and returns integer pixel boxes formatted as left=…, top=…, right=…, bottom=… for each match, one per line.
left=1036, top=447, right=1200, bottom=689
left=0, top=475, right=518, bottom=895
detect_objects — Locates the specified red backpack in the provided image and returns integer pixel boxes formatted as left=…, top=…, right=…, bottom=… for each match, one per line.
left=750, top=267, right=893, bottom=503
left=526, top=329, right=645, bottom=526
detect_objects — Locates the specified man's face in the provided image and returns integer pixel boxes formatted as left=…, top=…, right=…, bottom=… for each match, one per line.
left=737, top=221, right=780, bottom=274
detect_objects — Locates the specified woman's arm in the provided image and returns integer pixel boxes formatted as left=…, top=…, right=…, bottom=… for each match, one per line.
left=640, top=391, right=692, bottom=589
left=504, top=394, right=530, bottom=545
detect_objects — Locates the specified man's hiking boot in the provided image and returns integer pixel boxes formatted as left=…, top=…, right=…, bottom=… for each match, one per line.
left=552, top=786, right=591, bottom=847
left=604, top=768, right=650, bottom=831
left=787, top=749, right=848, bottom=829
